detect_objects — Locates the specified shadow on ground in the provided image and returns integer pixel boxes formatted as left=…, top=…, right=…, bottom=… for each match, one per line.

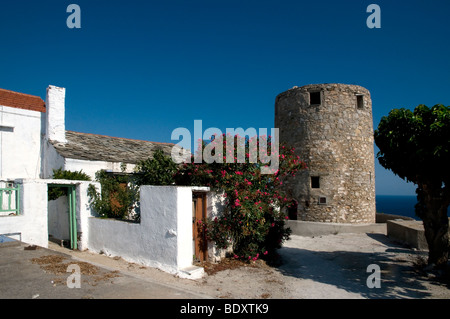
left=276, top=233, right=443, bottom=299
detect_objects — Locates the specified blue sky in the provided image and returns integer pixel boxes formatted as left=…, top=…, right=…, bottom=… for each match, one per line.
left=1, top=0, right=449, bottom=195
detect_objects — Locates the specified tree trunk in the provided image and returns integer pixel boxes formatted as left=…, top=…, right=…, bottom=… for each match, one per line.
left=416, top=183, right=450, bottom=269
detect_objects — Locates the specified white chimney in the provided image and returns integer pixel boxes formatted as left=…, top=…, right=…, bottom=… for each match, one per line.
left=46, top=85, right=66, bottom=143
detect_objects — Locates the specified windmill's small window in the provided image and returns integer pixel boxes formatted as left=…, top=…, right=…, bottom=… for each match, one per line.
left=311, top=176, right=320, bottom=189
left=356, top=95, right=364, bottom=109
left=309, top=91, right=321, bottom=105
left=318, top=197, right=327, bottom=205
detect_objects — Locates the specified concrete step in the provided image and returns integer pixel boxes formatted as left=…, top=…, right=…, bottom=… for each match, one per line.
left=177, top=265, right=205, bottom=280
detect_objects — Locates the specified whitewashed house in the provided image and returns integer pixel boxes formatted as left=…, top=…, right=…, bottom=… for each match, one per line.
left=0, top=87, right=46, bottom=180
left=0, top=85, right=213, bottom=279
left=0, top=85, right=183, bottom=180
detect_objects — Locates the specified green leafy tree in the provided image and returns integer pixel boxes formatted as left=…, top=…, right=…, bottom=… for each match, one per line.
left=374, top=104, right=450, bottom=268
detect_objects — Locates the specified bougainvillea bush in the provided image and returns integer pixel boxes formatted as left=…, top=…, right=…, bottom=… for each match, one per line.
left=174, top=134, right=306, bottom=262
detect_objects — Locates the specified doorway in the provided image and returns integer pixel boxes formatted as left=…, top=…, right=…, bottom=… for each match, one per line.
left=192, top=192, right=207, bottom=262
left=48, top=184, right=78, bottom=250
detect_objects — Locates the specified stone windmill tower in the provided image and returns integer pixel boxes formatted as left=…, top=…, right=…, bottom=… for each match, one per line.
left=275, top=84, right=376, bottom=224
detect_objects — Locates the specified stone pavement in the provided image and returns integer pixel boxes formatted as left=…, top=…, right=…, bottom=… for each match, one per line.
left=0, top=241, right=211, bottom=299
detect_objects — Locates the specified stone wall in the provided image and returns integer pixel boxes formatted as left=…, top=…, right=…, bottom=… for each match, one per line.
left=275, top=83, right=376, bottom=224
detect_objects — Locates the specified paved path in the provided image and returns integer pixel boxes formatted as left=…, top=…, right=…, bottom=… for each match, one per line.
left=277, top=234, right=443, bottom=299
left=0, top=241, right=210, bottom=299
left=1, top=233, right=448, bottom=300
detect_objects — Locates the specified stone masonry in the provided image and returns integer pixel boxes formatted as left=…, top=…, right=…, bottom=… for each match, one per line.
left=275, top=84, right=376, bottom=224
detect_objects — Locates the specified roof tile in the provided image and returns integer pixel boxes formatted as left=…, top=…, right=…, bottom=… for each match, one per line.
left=51, top=131, right=189, bottom=164
left=0, top=88, right=46, bottom=113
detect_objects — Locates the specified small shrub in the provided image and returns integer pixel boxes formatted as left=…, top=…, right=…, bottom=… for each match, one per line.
left=134, top=149, right=178, bottom=186
left=48, top=168, right=91, bottom=201
left=87, top=170, right=139, bottom=221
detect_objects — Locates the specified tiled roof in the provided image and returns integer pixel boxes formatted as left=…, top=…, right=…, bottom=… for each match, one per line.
left=51, top=131, right=187, bottom=164
left=0, top=88, right=46, bottom=113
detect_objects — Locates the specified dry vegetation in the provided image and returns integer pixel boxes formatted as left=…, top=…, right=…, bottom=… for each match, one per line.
left=31, top=254, right=120, bottom=286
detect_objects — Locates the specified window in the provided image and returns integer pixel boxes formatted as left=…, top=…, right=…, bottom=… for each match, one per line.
left=309, top=91, right=321, bottom=105
left=356, top=95, right=364, bottom=109
left=0, top=126, right=14, bottom=132
left=318, top=197, right=327, bottom=205
left=311, top=176, right=320, bottom=189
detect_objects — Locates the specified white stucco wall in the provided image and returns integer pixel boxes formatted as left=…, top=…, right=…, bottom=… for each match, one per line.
left=42, top=140, right=65, bottom=179
left=48, top=195, right=70, bottom=241
left=0, top=105, right=44, bottom=180
left=64, top=158, right=136, bottom=180
left=42, top=147, right=137, bottom=180
left=0, top=179, right=48, bottom=247
left=87, top=186, right=209, bottom=277
left=0, top=179, right=97, bottom=249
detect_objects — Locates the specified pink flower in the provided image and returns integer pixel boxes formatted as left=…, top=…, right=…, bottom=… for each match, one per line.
left=263, top=251, right=268, bottom=255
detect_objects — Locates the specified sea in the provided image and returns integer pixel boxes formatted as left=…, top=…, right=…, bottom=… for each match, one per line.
left=376, top=195, right=450, bottom=221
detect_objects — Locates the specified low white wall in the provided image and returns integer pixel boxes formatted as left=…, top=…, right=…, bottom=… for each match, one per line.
left=286, top=219, right=387, bottom=237
left=87, top=186, right=210, bottom=276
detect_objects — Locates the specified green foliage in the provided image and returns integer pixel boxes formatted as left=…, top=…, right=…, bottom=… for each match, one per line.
left=48, top=168, right=91, bottom=201
left=87, top=170, right=140, bottom=222
left=374, top=104, right=450, bottom=267
left=134, top=149, right=178, bottom=186
left=87, top=149, right=178, bottom=222
left=174, top=134, right=306, bottom=262
left=374, top=104, right=450, bottom=185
